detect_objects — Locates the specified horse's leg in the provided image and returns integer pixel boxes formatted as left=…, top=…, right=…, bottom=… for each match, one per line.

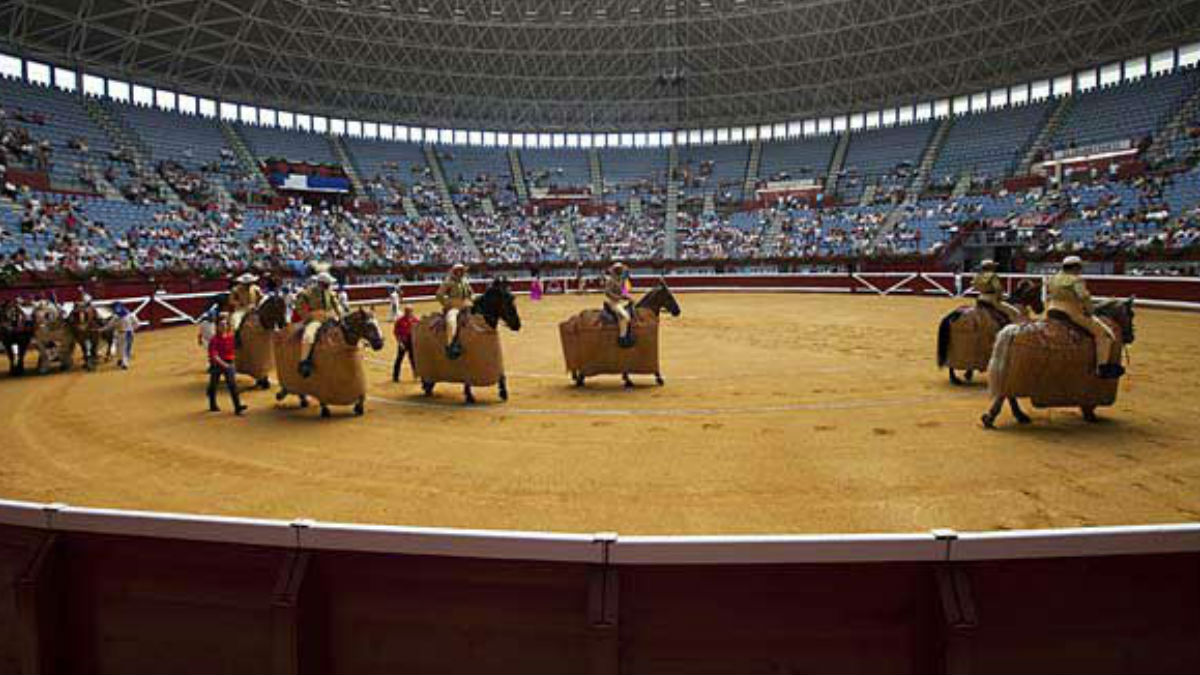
left=354, top=397, right=365, bottom=416
left=498, top=376, right=508, bottom=402
left=981, top=396, right=1005, bottom=428
left=655, top=371, right=664, bottom=386
left=275, top=387, right=288, bottom=402
left=422, top=380, right=435, bottom=396
left=573, top=371, right=585, bottom=387
left=1009, top=397, right=1031, bottom=424
left=299, top=395, right=309, bottom=408
left=949, top=368, right=962, bottom=386
left=964, top=369, right=974, bottom=383
left=622, top=373, right=634, bottom=389
left=320, top=403, right=331, bottom=418
left=257, top=377, right=270, bottom=390
left=463, top=383, right=476, bottom=405
left=1082, top=405, right=1099, bottom=423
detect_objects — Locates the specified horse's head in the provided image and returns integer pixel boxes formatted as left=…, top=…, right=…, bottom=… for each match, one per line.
left=476, top=277, right=521, bottom=331
left=1096, top=296, right=1136, bottom=345
left=1009, top=278, right=1044, bottom=315
left=343, top=308, right=385, bottom=351
left=257, top=295, right=288, bottom=331
left=637, top=280, right=682, bottom=317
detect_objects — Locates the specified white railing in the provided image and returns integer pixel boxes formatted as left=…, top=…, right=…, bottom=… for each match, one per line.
left=3, top=497, right=1199, bottom=564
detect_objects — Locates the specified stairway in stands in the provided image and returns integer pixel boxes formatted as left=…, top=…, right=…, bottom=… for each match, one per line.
left=628, top=195, right=643, bottom=216
left=401, top=195, right=421, bottom=219
left=664, top=146, right=680, bottom=259
left=328, top=135, right=366, bottom=195
left=588, top=149, right=604, bottom=201
left=906, top=117, right=954, bottom=203
left=742, top=140, right=762, bottom=199
left=423, top=145, right=481, bottom=259
left=219, top=121, right=275, bottom=196
left=1148, top=85, right=1200, bottom=162
left=1020, top=95, right=1075, bottom=172
left=824, top=133, right=850, bottom=198
left=859, top=184, right=877, bottom=207
left=951, top=171, right=972, bottom=199
left=702, top=190, right=717, bottom=215
left=560, top=216, right=581, bottom=260
left=84, top=99, right=185, bottom=208
left=507, top=149, right=530, bottom=203
left=761, top=211, right=784, bottom=257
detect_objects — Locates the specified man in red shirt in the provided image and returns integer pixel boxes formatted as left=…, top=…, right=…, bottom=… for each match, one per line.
left=207, top=313, right=247, bottom=415
left=392, top=305, right=419, bottom=382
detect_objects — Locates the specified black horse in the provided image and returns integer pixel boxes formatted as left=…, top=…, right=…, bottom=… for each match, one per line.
left=0, top=300, right=35, bottom=376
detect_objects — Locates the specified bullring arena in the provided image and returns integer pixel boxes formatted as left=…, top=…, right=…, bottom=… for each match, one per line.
left=6, top=0, right=1200, bottom=671
left=4, top=285, right=1200, bottom=535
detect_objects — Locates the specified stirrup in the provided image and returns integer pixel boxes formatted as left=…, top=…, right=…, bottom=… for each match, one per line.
left=298, top=358, right=314, bottom=378
left=445, top=341, right=462, bottom=360
left=618, top=333, right=635, bottom=348
left=1097, top=363, right=1125, bottom=379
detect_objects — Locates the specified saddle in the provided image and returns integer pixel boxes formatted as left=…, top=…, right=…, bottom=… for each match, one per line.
left=424, top=310, right=472, bottom=334
left=977, top=301, right=1010, bottom=328
left=1046, top=309, right=1092, bottom=339
left=600, top=302, right=635, bottom=325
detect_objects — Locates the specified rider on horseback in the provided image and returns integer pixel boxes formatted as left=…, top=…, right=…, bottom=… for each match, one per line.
left=297, top=271, right=343, bottom=378
left=604, top=262, right=635, bottom=348
left=973, top=260, right=1021, bottom=323
left=436, top=263, right=474, bottom=360
left=229, top=273, right=263, bottom=346
left=1047, top=256, right=1123, bottom=379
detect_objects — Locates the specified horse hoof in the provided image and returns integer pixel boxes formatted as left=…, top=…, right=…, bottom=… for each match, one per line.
left=964, top=371, right=975, bottom=382
left=655, top=374, right=664, bottom=386
left=354, top=402, right=364, bottom=416
left=299, top=397, right=309, bottom=409
left=274, top=390, right=286, bottom=402
left=464, top=395, right=476, bottom=405
left=980, top=414, right=996, bottom=429
left=320, top=406, right=331, bottom=418
left=1015, top=414, right=1032, bottom=425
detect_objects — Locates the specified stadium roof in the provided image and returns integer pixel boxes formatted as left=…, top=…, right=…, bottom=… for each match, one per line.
left=4, top=0, right=1200, bottom=132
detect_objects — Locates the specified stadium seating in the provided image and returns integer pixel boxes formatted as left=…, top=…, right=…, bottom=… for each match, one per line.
left=758, top=135, right=839, bottom=184
left=1051, top=68, right=1200, bottom=150
left=932, top=101, right=1052, bottom=186
left=839, top=122, right=936, bottom=203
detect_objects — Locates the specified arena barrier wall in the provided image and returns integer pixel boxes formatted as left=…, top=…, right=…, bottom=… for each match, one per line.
left=4, top=272, right=1194, bottom=331
left=0, top=499, right=1198, bottom=674
left=2, top=276, right=1199, bottom=673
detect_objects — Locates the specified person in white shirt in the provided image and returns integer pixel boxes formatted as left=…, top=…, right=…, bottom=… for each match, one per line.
left=387, top=282, right=404, bottom=322
left=105, top=302, right=138, bottom=369
left=196, top=304, right=218, bottom=350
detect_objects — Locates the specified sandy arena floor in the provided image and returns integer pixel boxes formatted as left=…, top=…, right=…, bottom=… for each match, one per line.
left=0, top=292, right=1198, bottom=535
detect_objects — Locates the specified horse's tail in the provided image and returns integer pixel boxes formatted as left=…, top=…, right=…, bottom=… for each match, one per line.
left=936, top=309, right=962, bottom=368
left=988, top=324, right=1020, bottom=399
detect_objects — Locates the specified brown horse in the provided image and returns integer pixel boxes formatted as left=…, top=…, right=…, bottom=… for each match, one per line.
left=560, top=281, right=681, bottom=388
left=981, top=298, right=1136, bottom=428
left=936, top=278, right=1044, bottom=385
left=67, top=303, right=114, bottom=371
left=234, top=307, right=275, bottom=390
left=260, top=296, right=385, bottom=417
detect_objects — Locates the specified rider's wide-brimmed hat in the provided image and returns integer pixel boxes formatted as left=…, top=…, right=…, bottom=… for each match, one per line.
left=609, top=262, right=626, bottom=272
left=980, top=259, right=996, bottom=269
left=1062, top=255, right=1083, bottom=267
left=236, top=272, right=258, bottom=284
left=451, top=263, right=467, bottom=272
left=314, top=272, right=336, bottom=284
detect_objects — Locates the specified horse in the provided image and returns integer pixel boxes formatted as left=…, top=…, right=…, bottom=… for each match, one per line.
left=0, top=300, right=36, bottom=376
left=981, top=298, right=1136, bottom=429
left=67, top=303, right=115, bottom=371
left=260, top=296, right=385, bottom=417
left=936, top=278, right=1044, bottom=385
left=559, top=281, right=682, bottom=388
left=234, top=307, right=275, bottom=390
left=413, top=278, right=521, bottom=404
left=30, top=302, right=76, bottom=374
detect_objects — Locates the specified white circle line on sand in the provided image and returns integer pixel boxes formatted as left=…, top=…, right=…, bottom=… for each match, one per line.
left=364, top=391, right=978, bottom=417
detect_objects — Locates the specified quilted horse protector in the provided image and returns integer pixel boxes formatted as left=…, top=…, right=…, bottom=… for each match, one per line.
left=988, top=316, right=1125, bottom=409
left=234, top=311, right=275, bottom=387
left=413, top=312, right=506, bottom=389
left=272, top=323, right=370, bottom=414
left=939, top=306, right=1006, bottom=372
left=559, top=307, right=663, bottom=385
